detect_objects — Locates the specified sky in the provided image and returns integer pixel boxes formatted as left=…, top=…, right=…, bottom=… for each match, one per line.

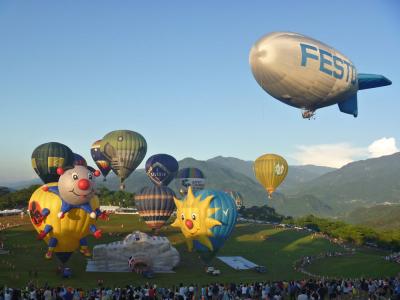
left=0, top=0, right=399, bottom=184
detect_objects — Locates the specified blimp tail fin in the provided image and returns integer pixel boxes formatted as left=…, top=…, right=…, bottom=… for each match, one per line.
left=358, top=73, right=392, bottom=90
left=338, top=94, right=358, bottom=117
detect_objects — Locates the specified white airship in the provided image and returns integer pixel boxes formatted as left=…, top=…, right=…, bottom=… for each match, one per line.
left=249, top=32, right=392, bottom=118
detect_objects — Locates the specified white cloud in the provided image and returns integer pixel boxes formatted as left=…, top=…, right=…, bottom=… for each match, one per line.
left=291, top=143, right=366, bottom=168
left=291, top=137, right=399, bottom=168
left=367, top=137, right=398, bottom=158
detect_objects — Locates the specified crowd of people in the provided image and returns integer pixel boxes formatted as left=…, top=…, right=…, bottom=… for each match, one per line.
left=1, top=278, right=400, bottom=300
left=385, top=253, right=400, bottom=264
left=2, top=215, right=400, bottom=299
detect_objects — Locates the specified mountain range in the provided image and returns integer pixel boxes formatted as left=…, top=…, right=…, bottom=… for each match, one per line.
left=4, top=152, right=400, bottom=228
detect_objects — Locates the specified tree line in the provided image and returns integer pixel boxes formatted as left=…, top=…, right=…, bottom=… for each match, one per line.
left=291, top=214, right=400, bottom=251
left=0, top=185, right=135, bottom=210
left=1, top=186, right=399, bottom=251
left=240, top=205, right=400, bottom=251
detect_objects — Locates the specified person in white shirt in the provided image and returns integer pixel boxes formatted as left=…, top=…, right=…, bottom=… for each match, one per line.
left=29, top=289, right=37, bottom=300
left=43, top=289, right=52, bottom=300
left=297, top=290, right=308, bottom=300
left=4, top=289, right=12, bottom=300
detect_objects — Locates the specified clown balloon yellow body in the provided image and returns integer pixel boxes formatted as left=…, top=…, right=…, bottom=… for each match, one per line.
left=172, top=187, right=237, bottom=262
left=28, top=165, right=104, bottom=263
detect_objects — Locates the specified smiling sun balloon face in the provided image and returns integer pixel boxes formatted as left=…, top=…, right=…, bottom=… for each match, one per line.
left=171, top=187, right=237, bottom=253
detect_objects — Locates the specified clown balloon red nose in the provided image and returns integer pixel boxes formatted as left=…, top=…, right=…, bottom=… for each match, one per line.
left=94, top=170, right=101, bottom=177
left=57, top=167, right=64, bottom=175
left=78, top=179, right=90, bottom=190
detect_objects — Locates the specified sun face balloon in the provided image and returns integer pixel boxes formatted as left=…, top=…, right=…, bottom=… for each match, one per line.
left=171, top=187, right=237, bottom=256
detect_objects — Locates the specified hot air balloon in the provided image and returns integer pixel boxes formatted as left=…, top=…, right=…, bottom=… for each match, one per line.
left=225, top=190, right=244, bottom=209
left=172, top=187, right=237, bottom=263
left=73, top=153, right=87, bottom=167
left=135, top=185, right=176, bottom=230
left=90, top=140, right=111, bottom=181
left=253, top=154, right=288, bottom=199
left=145, top=154, right=179, bottom=186
left=175, top=168, right=205, bottom=196
left=28, top=182, right=101, bottom=264
left=100, top=130, right=147, bottom=190
left=31, top=142, right=74, bottom=184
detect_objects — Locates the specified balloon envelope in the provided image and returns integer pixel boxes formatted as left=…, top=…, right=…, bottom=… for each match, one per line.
left=31, top=142, right=74, bottom=184
left=175, top=167, right=205, bottom=196
left=145, top=154, right=179, bottom=186
left=73, top=153, right=87, bottom=167
left=253, top=154, right=288, bottom=198
left=225, top=190, right=244, bottom=208
left=28, top=183, right=100, bottom=264
left=90, top=140, right=111, bottom=180
left=100, top=130, right=147, bottom=189
left=172, top=188, right=237, bottom=262
left=135, top=185, right=176, bottom=229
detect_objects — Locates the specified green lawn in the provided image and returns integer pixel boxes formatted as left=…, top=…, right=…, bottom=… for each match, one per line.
left=305, top=249, right=399, bottom=278
left=0, top=215, right=397, bottom=288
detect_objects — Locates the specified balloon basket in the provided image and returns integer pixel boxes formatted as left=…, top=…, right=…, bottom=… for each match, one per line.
left=57, top=265, right=72, bottom=279
left=62, top=267, right=72, bottom=279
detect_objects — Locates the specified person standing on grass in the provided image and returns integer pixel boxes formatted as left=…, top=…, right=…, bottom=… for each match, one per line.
left=297, top=289, right=308, bottom=300
left=43, top=288, right=51, bottom=300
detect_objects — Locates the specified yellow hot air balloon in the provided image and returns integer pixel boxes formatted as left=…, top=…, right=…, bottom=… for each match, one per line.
left=253, top=154, right=288, bottom=199
left=28, top=183, right=101, bottom=263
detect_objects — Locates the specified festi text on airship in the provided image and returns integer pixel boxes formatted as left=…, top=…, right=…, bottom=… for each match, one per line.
left=249, top=32, right=392, bottom=119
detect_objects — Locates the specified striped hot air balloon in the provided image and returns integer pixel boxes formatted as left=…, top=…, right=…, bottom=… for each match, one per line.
left=100, top=130, right=147, bottom=190
left=31, top=142, right=74, bottom=184
left=253, top=154, right=288, bottom=199
left=90, top=140, right=111, bottom=181
left=135, top=186, right=176, bottom=230
left=175, top=167, right=205, bottom=196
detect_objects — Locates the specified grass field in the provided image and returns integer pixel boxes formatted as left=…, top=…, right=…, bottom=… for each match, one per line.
left=0, top=214, right=398, bottom=288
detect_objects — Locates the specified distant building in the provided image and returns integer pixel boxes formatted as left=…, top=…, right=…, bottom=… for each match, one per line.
left=0, top=209, right=23, bottom=216
left=115, top=207, right=139, bottom=214
left=99, top=205, right=120, bottom=213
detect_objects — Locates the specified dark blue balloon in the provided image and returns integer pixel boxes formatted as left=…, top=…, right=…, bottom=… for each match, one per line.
left=145, top=154, right=179, bottom=186
left=73, top=153, right=87, bottom=167
left=90, top=140, right=111, bottom=179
